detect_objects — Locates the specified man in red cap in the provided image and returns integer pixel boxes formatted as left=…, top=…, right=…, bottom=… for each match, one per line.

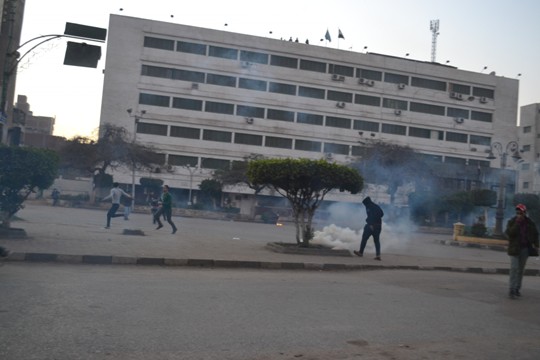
left=505, top=203, right=539, bottom=299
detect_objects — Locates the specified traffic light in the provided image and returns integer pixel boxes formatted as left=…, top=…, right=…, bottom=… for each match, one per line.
left=63, top=41, right=102, bottom=68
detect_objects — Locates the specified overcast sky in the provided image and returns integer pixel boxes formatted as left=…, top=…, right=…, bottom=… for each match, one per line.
left=14, top=0, right=540, bottom=139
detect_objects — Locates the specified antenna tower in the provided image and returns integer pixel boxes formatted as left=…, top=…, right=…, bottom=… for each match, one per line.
left=430, top=19, right=439, bottom=62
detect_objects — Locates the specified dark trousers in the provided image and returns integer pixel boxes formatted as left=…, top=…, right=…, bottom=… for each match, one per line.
left=106, top=204, right=124, bottom=227
left=359, top=224, right=382, bottom=256
left=154, top=207, right=177, bottom=231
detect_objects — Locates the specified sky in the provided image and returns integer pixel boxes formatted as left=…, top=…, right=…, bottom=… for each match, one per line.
left=14, top=0, right=540, bottom=139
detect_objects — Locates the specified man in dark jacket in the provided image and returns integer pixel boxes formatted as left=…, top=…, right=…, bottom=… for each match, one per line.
left=354, top=197, right=384, bottom=260
left=505, top=203, right=539, bottom=299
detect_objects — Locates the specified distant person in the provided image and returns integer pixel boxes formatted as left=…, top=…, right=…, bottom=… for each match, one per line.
left=149, top=193, right=160, bottom=224
left=102, top=182, right=132, bottom=229
left=354, top=197, right=384, bottom=260
left=51, top=188, right=60, bottom=206
left=505, top=203, right=539, bottom=299
left=121, top=192, right=132, bottom=220
left=154, top=185, right=177, bottom=234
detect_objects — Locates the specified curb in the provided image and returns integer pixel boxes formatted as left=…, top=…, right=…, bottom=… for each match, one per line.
left=5, top=251, right=540, bottom=276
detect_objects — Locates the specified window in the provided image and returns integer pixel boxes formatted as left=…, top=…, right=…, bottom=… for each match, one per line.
left=269, top=82, right=296, bottom=95
left=522, top=144, right=531, bottom=151
left=206, top=73, right=236, bottom=87
left=300, top=59, right=326, bottom=73
left=447, top=107, right=469, bottom=118
left=170, top=126, right=200, bottom=139
left=324, top=143, right=349, bottom=155
left=295, top=139, right=322, bottom=152
left=411, top=77, right=446, bottom=91
left=523, top=182, right=530, bottom=189
left=240, top=50, right=268, bottom=64
left=521, top=163, right=530, bottom=171
left=141, top=65, right=173, bottom=79
left=445, top=156, right=467, bottom=165
left=471, top=111, right=492, bottom=123
left=326, top=116, right=351, bottom=129
left=239, top=78, right=267, bottom=91
left=205, top=101, right=234, bottom=115
left=265, top=136, right=293, bottom=149
left=351, top=146, right=368, bottom=157
left=236, top=105, right=265, bottom=118
left=446, top=132, right=468, bottom=143
left=356, top=68, right=382, bottom=81
left=208, top=45, right=238, bottom=60
left=297, top=112, right=323, bottom=125
left=382, top=123, right=406, bottom=135
left=234, top=133, right=263, bottom=146
left=384, top=72, right=409, bottom=84
left=355, top=94, right=381, bottom=107
left=450, top=83, right=471, bottom=95
left=270, top=54, right=298, bottom=68
left=409, top=127, right=431, bottom=139
left=472, top=87, right=494, bottom=99
left=298, top=86, right=325, bottom=99
left=144, top=36, right=174, bottom=50
left=176, top=41, right=206, bottom=55
left=139, top=93, right=170, bottom=107
left=353, top=120, right=379, bottom=132
left=418, top=153, right=443, bottom=163
left=329, top=64, right=354, bottom=77
left=383, top=98, right=408, bottom=110
left=173, top=69, right=205, bottom=83
left=267, top=109, right=294, bottom=122
left=523, top=126, right=532, bottom=133
left=470, top=135, right=491, bottom=146
left=202, top=158, right=230, bottom=170
left=327, top=90, right=353, bottom=103
left=409, top=101, right=444, bottom=115
left=203, top=129, right=232, bottom=142
left=136, top=122, right=168, bottom=136
left=172, top=97, right=203, bottom=111
left=168, top=154, right=198, bottom=167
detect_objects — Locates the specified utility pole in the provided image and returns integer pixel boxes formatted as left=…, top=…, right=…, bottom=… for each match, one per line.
left=430, top=19, right=439, bottom=63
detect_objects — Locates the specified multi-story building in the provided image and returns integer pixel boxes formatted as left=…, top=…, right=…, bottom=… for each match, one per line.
left=100, top=15, right=520, bottom=208
left=517, top=103, right=540, bottom=193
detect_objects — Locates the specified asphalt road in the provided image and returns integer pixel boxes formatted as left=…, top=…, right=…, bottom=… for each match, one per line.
left=1, top=263, right=539, bottom=360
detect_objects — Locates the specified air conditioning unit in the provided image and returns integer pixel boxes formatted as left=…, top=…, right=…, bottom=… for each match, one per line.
left=245, top=117, right=254, bottom=124
left=398, top=83, right=406, bottom=89
left=450, top=92, right=464, bottom=100
left=358, top=78, right=367, bottom=84
left=166, top=164, right=175, bottom=173
left=479, top=97, right=488, bottom=103
left=394, top=109, right=402, bottom=115
left=241, top=61, right=251, bottom=68
left=331, top=74, right=345, bottom=81
left=191, top=82, right=199, bottom=90
left=325, top=152, right=333, bottom=159
left=366, top=80, right=375, bottom=87
left=454, top=117, right=465, bottom=124
left=336, top=102, right=346, bottom=108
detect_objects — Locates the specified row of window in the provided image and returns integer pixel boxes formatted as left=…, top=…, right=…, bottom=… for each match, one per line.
left=138, top=92, right=492, bottom=145
left=141, top=65, right=493, bottom=123
left=143, top=36, right=495, bottom=99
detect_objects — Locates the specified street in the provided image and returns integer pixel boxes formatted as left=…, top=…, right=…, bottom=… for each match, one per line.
left=1, top=263, right=539, bottom=360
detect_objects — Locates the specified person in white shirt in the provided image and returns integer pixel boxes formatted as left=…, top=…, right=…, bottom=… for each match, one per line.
left=102, top=182, right=132, bottom=229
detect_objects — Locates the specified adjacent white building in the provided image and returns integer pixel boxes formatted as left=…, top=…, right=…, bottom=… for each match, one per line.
left=99, top=15, right=520, bottom=207
left=517, top=103, right=540, bottom=193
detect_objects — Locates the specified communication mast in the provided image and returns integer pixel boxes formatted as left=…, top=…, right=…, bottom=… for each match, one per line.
left=430, top=19, right=439, bottom=62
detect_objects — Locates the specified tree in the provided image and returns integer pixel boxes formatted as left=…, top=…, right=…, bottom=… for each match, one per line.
left=213, top=154, right=267, bottom=193
left=350, top=142, right=430, bottom=204
left=198, top=179, right=223, bottom=209
left=0, top=146, right=59, bottom=228
left=247, top=158, right=363, bottom=246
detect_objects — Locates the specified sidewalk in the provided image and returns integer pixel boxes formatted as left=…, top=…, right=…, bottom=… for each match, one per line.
left=2, top=203, right=539, bottom=275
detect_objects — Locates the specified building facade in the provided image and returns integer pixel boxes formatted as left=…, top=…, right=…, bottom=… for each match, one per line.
left=100, top=15, right=520, bottom=206
left=517, top=103, right=540, bottom=193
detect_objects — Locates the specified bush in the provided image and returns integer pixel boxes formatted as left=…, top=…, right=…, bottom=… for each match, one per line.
left=471, top=222, right=487, bottom=237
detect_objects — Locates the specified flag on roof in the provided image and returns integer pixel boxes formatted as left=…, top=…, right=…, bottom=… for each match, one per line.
left=338, top=29, right=345, bottom=39
left=325, top=29, right=331, bottom=42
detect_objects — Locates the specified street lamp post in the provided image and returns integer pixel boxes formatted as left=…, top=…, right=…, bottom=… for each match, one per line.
left=486, top=141, right=520, bottom=236
left=126, top=108, right=146, bottom=207
left=184, top=165, right=200, bottom=205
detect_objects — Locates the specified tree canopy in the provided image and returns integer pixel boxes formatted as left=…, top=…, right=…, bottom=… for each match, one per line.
left=213, top=154, right=267, bottom=193
left=247, top=158, right=363, bottom=246
left=0, top=146, right=59, bottom=228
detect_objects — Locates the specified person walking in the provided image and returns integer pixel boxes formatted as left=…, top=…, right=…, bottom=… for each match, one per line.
left=149, top=193, right=160, bottom=224
left=505, top=203, right=539, bottom=299
left=102, top=182, right=132, bottom=229
left=51, top=188, right=60, bottom=206
left=154, top=185, right=177, bottom=234
left=354, top=196, right=384, bottom=260
left=122, top=192, right=132, bottom=220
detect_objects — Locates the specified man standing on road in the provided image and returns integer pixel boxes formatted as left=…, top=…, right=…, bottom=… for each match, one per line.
left=505, top=203, right=539, bottom=299
left=154, top=185, right=177, bottom=234
left=102, top=182, right=132, bottom=229
left=354, top=197, right=384, bottom=260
